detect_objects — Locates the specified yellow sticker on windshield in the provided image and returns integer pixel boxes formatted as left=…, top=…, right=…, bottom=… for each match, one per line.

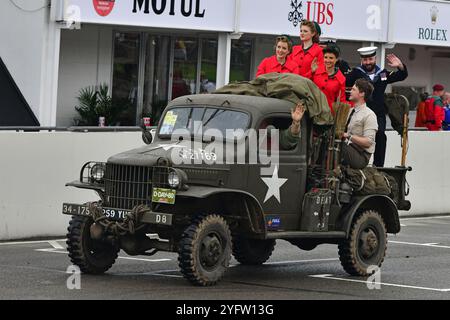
left=165, top=111, right=178, bottom=126
left=160, top=111, right=179, bottom=134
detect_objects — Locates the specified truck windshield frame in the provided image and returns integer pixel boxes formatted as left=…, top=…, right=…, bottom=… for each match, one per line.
left=157, top=105, right=251, bottom=141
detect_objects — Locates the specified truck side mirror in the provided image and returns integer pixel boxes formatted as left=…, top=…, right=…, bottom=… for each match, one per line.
left=142, top=131, right=153, bottom=145
left=140, top=119, right=154, bottom=144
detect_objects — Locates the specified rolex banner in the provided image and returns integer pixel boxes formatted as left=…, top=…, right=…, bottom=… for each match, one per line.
left=389, top=0, right=450, bottom=47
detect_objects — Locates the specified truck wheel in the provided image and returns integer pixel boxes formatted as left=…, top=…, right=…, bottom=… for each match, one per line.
left=66, top=215, right=119, bottom=274
left=178, top=214, right=232, bottom=286
left=232, top=236, right=275, bottom=265
left=338, top=210, right=387, bottom=276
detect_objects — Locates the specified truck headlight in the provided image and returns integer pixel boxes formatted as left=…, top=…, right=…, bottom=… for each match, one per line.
left=90, top=163, right=105, bottom=183
left=168, top=168, right=188, bottom=190
left=168, top=171, right=180, bottom=188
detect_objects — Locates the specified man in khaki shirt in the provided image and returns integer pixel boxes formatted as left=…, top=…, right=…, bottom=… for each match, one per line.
left=341, top=79, right=378, bottom=169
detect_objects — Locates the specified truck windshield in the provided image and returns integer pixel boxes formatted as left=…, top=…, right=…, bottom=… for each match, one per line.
left=158, top=106, right=250, bottom=138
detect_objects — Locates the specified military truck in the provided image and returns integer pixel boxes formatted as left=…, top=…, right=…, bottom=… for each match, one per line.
left=62, top=93, right=411, bottom=286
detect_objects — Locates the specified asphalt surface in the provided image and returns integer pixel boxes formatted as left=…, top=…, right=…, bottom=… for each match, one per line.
left=0, top=215, right=450, bottom=300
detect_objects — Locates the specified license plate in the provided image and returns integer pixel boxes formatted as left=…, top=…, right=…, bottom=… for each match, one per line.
left=62, top=203, right=131, bottom=221
left=152, top=188, right=176, bottom=205
left=62, top=203, right=173, bottom=225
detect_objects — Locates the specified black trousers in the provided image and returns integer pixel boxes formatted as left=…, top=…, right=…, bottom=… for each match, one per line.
left=341, top=143, right=370, bottom=170
left=373, top=115, right=387, bottom=167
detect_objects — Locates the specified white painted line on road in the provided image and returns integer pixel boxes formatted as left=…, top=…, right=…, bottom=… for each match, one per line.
left=34, top=247, right=172, bottom=263
left=151, top=273, right=183, bottom=279
left=48, top=241, right=64, bottom=249
left=118, top=256, right=171, bottom=263
left=35, top=248, right=66, bottom=253
left=0, top=264, right=68, bottom=275
left=262, top=258, right=339, bottom=266
left=389, top=240, right=450, bottom=249
left=400, top=224, right=407, bottom=227
left=228, top=258, right=339, bottom=268
left=0, top=239, right=66, bottom=246
left=401, top=215, right=450, bottom=221
left=310, top=274, right=450, bottom=293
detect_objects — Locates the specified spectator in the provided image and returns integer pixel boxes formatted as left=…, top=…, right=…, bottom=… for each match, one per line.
left=256, top=35, right=298, bottom=77
left=341, top=79, right=378, bottom=169
left=346, top=47, right=408, bottom=167
left=415, top=92, right=429, bottom=128
left=444, top=92, right=450, bottom=108
left=442, top=92, right=450, bottom=131
left=318, top=38, right=352, bottom=76
left=312, top=44, right=347, bottom=115
left=424, top=84, right=445, bottom=131
left=288, top=20, right=325, bottom=80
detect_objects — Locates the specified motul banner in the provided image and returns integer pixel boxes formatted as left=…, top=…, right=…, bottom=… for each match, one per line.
left=60, top=0, right=235, bottom=32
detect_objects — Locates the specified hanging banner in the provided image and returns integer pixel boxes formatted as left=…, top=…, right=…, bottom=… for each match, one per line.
left=238, top=0, right=389, bottom=42
left=389, top=0, right=450, bottom=47
left=62, top=0, right=235, bottom=32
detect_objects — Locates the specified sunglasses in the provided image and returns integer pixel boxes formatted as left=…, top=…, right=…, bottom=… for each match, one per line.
left=277, top=35, right=292, bottom=43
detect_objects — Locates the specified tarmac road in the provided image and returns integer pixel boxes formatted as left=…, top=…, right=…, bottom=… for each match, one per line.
left=0, top=215, right=449, bottom=300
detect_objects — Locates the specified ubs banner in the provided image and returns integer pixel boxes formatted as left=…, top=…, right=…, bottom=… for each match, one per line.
left=238, top=0, right=389, bottom=42
left=390, top=0, right=450, bottom=47
left=64, top=0, right=235, bottom=32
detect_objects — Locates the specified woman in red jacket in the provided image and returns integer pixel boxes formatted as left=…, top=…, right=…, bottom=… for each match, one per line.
left=256, top=35, right=298, bottom=77
left=289, top=20, right=324, bottom=80
left=313, top=45, right=347, bottom=114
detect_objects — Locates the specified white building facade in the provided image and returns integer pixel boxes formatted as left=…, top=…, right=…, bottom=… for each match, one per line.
left=1, top=0, right=450, bottom=127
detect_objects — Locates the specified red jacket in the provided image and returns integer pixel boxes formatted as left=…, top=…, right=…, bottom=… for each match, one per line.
left=256, top=55, right=299, bottom=77
left=425, top=96, right=445, bottom=131
left=313, top=66, right=347, bottom=114
left=415, top=101, right=427, bottom=128
left=288, top=43, right=325, bottom=80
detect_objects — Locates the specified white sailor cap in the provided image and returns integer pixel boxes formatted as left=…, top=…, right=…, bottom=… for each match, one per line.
left=357, top=46, right=378, bottom=58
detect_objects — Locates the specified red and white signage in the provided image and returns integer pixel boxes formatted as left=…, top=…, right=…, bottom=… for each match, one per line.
left=93, top=0, right=116, bottom=17
left=239, top=0, right=389, bottom=42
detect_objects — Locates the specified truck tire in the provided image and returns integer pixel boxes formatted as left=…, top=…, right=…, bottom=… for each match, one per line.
left=232, top=236, right=275, bottom=265
left=66, top=215, right=119, bottom=274
left=338, top=210, right=387, bottom=276
left=178, top=214, right=232, bottom=286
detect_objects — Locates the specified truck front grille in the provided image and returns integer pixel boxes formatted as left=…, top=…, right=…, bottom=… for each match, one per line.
left=104, top=164, right=172, bottom=209
left=104, top=164, right=153, bottom=209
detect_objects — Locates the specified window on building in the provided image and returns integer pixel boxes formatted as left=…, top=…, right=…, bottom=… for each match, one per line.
left=111, top=33, right=219, bottom=126
left=143, top=35, right=171, bottom=126
left=112, top=32, right=140, bottom=126
left=200, top=39, right=218, bottom=93
left=230, top=39, right=253, bottom=82
left=172, top=37, right=199, bottom=100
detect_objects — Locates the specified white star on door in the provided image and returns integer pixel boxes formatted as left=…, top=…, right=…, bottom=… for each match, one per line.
left=261, top=166, right=288, bottom=203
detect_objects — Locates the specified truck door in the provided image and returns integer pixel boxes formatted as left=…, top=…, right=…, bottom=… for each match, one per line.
left=248, top=114, right=308, bottom=232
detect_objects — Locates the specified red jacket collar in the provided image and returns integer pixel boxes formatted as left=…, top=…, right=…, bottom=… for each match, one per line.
left=292, top=43, right=322, bottom=57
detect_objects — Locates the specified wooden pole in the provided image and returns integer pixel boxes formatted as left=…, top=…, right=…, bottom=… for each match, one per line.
left=401, top=113, right=409, bottom=167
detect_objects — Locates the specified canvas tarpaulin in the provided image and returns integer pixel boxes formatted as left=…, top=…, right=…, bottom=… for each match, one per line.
left=214, top=73, right=334, bottom=126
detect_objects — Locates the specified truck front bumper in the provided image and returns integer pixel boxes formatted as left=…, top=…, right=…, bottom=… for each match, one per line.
left=62, top=203, right=173, bottom=226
